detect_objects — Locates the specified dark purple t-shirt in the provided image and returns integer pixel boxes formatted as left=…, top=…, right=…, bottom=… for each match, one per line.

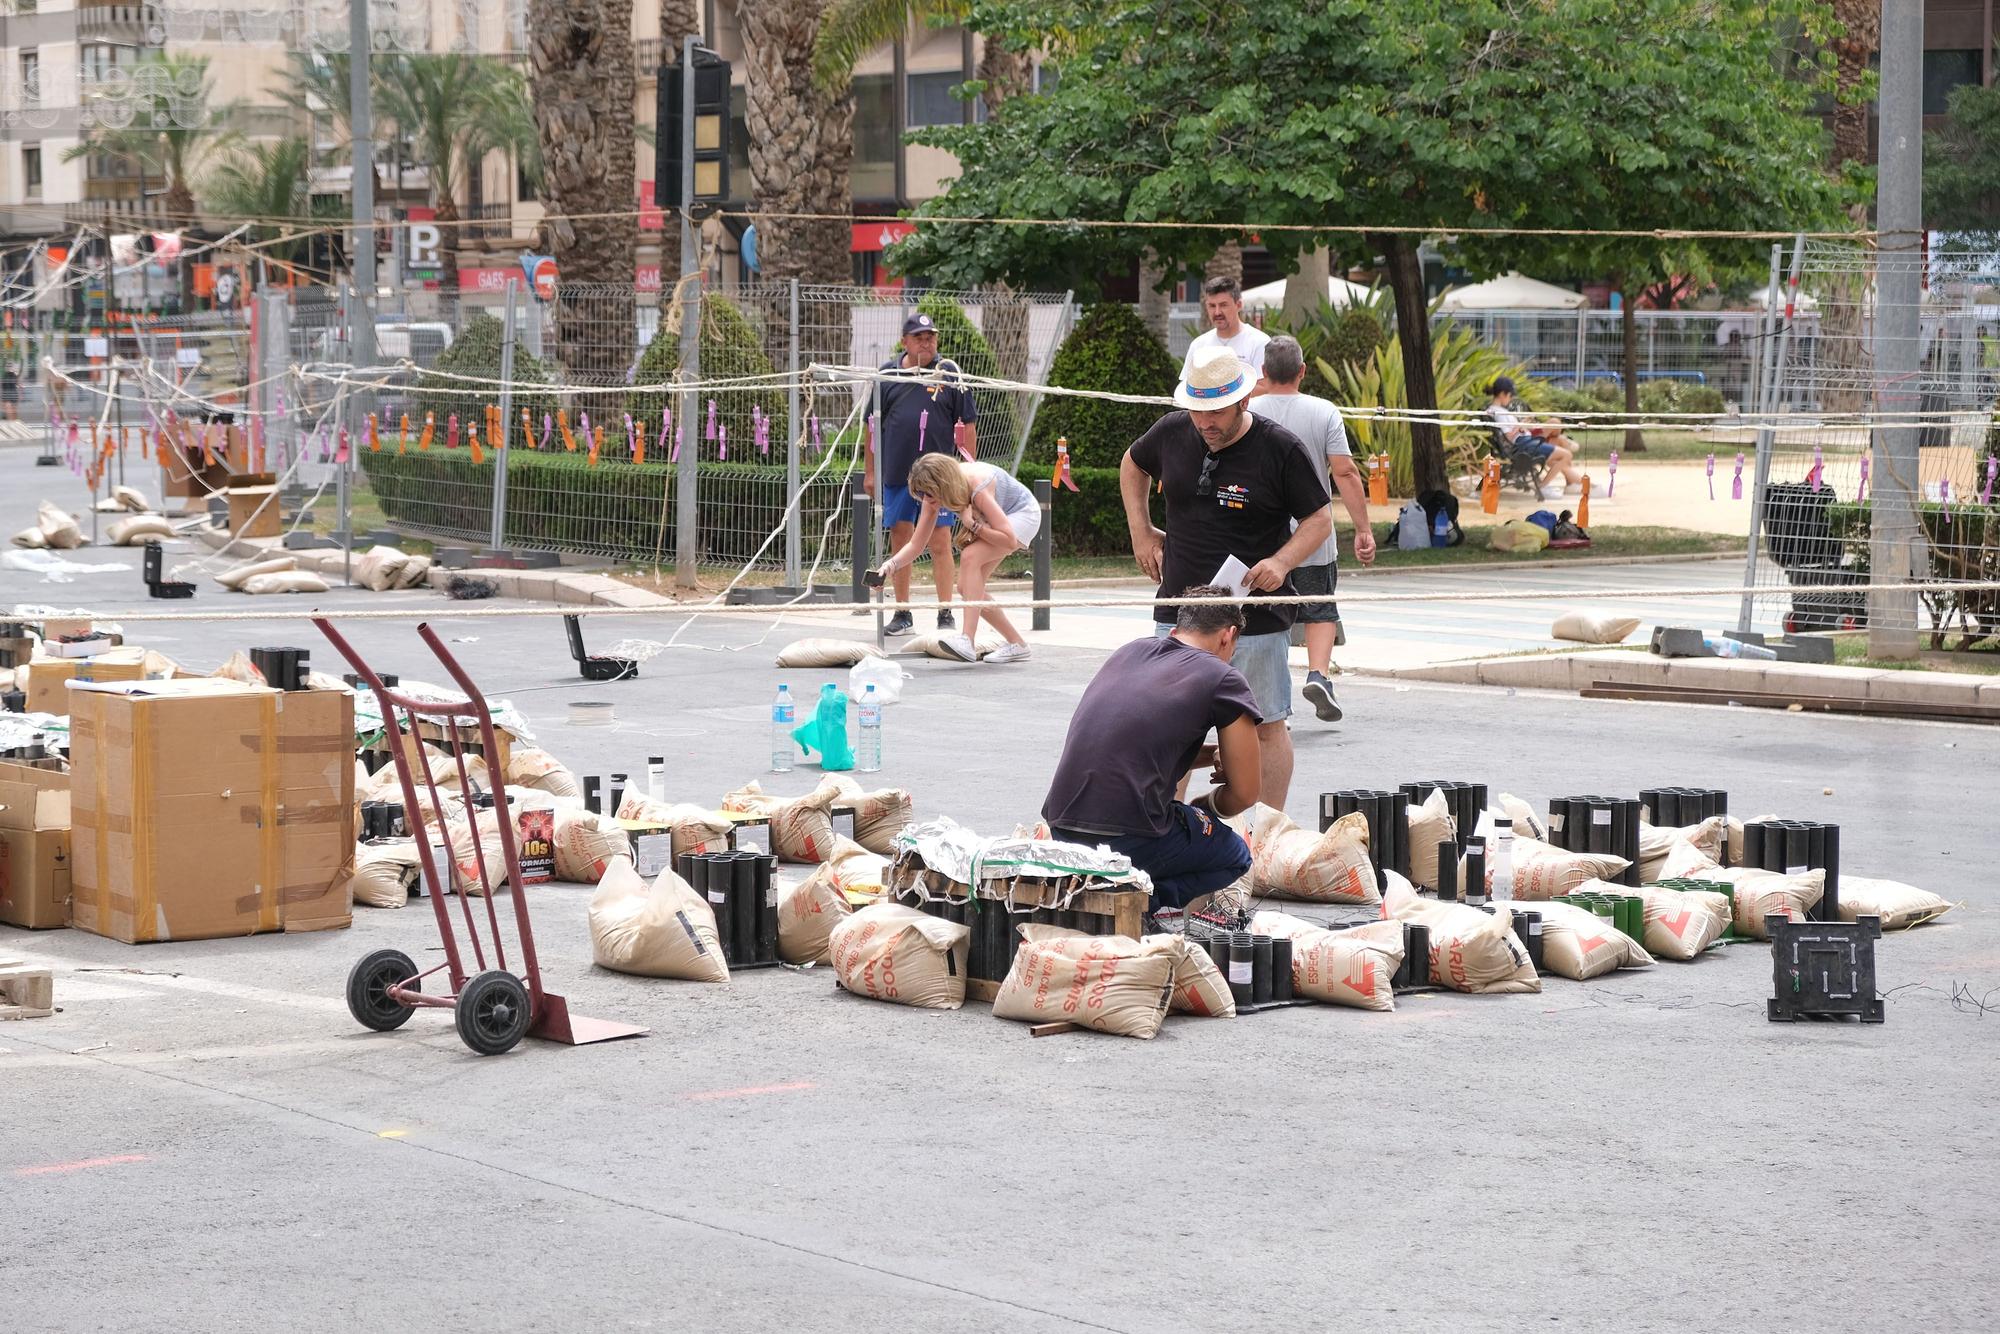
left=1042, top=636, right=1262, bottom=839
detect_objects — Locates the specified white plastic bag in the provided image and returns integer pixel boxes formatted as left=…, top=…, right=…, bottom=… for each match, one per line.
left=849, top=653, right=911, bottom=703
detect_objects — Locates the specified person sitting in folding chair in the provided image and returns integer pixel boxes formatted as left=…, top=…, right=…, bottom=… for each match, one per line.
left=1487, top=376, right=1584, bottom=500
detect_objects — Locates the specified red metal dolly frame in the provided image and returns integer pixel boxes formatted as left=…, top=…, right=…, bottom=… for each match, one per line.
left=315, top=617, right=647, bottom=1056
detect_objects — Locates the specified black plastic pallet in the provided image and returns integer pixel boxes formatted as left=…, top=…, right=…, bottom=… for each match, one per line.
left=1768, top=915, right=1882, bottom=1022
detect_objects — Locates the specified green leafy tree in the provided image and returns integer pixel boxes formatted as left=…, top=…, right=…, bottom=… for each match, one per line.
left=1027, top=302, right=1175, bottom=468
left=374, top=55, right=540, bottom=292
left=893, top=0, right=1845, bottom=494
left=1263, top=289, right=1391, bottom=399
left=1926, top=64, right=2000, bottom=230
left=201, top=137, right=343, bottom=265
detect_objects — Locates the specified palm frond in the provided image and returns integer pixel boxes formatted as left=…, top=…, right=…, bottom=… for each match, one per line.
left=812, top=0, right=967, bottom=94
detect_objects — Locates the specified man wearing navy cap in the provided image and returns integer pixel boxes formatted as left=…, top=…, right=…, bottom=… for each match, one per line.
left=867, top=311, right=977, bottom=635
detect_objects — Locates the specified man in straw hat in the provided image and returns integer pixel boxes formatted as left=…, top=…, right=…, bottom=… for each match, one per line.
left=1121, top=347, right=1332, bottom=811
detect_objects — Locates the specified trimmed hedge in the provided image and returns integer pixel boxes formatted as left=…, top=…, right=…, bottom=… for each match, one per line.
left=1026, top=302, right=1176, bottom=470
left=914, top=290, right=1019, bottom=456
left=629, top=293, right=786, bottom=458
left=1044, top=464, right=1163, bottom=557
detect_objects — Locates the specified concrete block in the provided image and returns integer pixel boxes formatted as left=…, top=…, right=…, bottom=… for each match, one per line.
left=1864, top=669, right=1987, bottom=707
left=590, top=586, right=673, bottom=609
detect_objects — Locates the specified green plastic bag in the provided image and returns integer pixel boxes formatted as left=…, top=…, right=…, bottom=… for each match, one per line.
left=792, top=682, right=855, bottom=770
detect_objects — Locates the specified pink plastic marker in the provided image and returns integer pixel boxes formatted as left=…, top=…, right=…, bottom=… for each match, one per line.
left=811, top=415, right=824, bottom=453
left=718, top=421, right=727, bottom=460
left=1809, top=444, right=1824, bottom=492
left=1706, top=452, right=1715, bottom=500
left=335, top=426, right=350, bottom=464
left=1981, top=455, right=1997, bottom=506
left=657, top=411, right=672, bottom=458
left=1940, top=478, right=1952, bottom=523
left=624, top=413, right=636, bottom=456
left=919, top=409, right=930, bottom=447
left=1732, top=453, right=1745, bottom=501
left=1857, top=455, right=1870, bottom=501
left=705, top=399, right=718, bottom=441
left=540, top=412, right=554, bottom=451
left=579, top=410, right=591, bottom=447
left=671, top=424, right=682, bottom=463
left=1607, top=450, right=1619, bottom=497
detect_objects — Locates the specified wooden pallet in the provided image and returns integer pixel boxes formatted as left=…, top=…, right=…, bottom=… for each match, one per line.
left=0, top=963, right=54, bottom=1019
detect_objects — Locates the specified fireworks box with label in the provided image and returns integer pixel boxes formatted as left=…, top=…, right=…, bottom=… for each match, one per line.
left=517, top=807, right=555, bottom=885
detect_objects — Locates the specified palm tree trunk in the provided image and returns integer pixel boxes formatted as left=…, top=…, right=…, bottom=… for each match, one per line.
left=1829, top=0, right=1879, bottom=173
left=660, top=0, right=697, bottom=52
left=740, top=0, right=855, bottom=293
left=975, top=37, right=1032, bottom=115
left=529, top=0, right=639, bottom=382
left=435, top=192, right=462, bottom=293
left=1376, top=232, right=1444, bottom=496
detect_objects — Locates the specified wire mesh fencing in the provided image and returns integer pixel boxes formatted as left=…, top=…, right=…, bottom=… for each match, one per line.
left=1738, top=238, right=2000, bottom=644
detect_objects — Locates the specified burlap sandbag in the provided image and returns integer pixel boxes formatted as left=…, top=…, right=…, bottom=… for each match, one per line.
left=1636, top=816, right=1727, bottom=882
left=355, top=544, right=411, bottom=591
left=1247, top=805, right=1378, bottom=905
left=214, top=555, right=297, bottom=590
left=11, top=525, right=46, bottom=548
left=396, top=553, right=434, bottom=588
left=555, top=806, right=632, bottom=883
left=504, top=746, right=583, bottom=801
left=1405, top=787, right=1456, bottom=890
left=1478, top=835, right=1629, bottom=901
left=1551, top=611, right=1642, bottom=644
left=1494, top=793, right=1550, bottom=841
left=829, top=902, right=969, bottom=1009
left=907, top=627, right=1010, bottom=660
left=774, top=637, right=885, bottom=668
left=993, top=931, right=1178, bottom=1038
left=724, top=776, right=843, bottom=863
left=1676, top=865, right=1824, bottom=939
left=112, top=485, right=152, bottom=513
left=337, top=840, right=422, bottom=909
left=106, top=513, right=175, bottom=546
left=1385, top=879, right=1540, bottom=994
left=778, top=868, right=852, bottom=965
left=1529, top=897, right=1653, bottom=979
left=1627, top=882, right=1733, bottom=960
left=1016, top=923, right=1233, bottom=1018
left=1838, top=875, right=1953, bottom=931
left=617, top=790, right=734, bottom=857
left=1252, top=910, right=1402, bottom=1012
left=826, top=774, right=914, bottom=855
left=588, top=860, right=729, bottom=982
left=242, top=570, right=331, bottom=595
left=37, top=500, right=83, bottom=549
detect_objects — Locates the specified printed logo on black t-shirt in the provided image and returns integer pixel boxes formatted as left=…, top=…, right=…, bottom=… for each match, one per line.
left=1216, top=482, right=1248, bottom=511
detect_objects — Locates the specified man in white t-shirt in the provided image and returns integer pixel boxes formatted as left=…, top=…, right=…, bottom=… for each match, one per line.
left=1248, top=335, right=1374, bottom=723
left=1180, top=275, right=1271, bottom=390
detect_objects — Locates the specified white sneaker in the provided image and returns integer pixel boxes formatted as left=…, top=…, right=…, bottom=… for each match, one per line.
left=938, top=633, right=978, bottom=662
left=1540, top=485, right=1565, bottom=500
left=985, top=641, right=1031, bottom=664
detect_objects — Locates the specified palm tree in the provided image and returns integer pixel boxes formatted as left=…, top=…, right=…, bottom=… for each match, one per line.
left=373, top=54, right=540, bottom=292
left=811, top=0, right=1030, bottom=113
left=65, top=53, right=235, bottom=225
left=1828, top=0, right=1879, bottom=179
left=740, top=0, right=856, bottom=291
left=202, top=137, right=341, bottom=269
left=527, top=0, right=638, bottom=380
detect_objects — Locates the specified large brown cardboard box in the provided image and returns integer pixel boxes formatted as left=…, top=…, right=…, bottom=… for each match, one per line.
left=0, top=761, right=71, bottom=928
left=24, top=649, right=150, bottom=716
left=68, top=678, right=356, bottom=943
left=225, top=484, right=281, bottom=539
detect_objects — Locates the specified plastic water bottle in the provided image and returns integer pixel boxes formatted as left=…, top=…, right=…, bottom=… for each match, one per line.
left=1491, top=828, right=1515, bottom=903
left=1431, top=507, right=1450, bottom=547
left=771, top=685, right=795, bottom=773
left=1702, top=635, right=1778, bottom=661
left=857, top=684, right=883, bottom=773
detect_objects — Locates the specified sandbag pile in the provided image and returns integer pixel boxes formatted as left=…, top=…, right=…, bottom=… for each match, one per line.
left=555, top=806, right=632, bottom=883
left=337, top=840, right=424, bottom=909
left=1385, top=878, right=1540, bottom=994
left=1635, top=816, right=1728, bottom=882
left=1252, top=910, right=1402, bottom=1011
left=215, top=556, right=297, bottom=590
left=1529, top=898, right=1653, bottom=980
left=1476, top=835, right=1629, bottom=901
left=1551, top=611, right=1642, bottom=644
left=504, top=746, right=582, bottom=801
left=723, top=777, right=843, bottom=863
left=1405, top=787, right=1456, bottom=891
left=1836, top=876, right=1954, bottom=931
left=828, top=902, right=968, bottom=1009
left=617, top=790, right=734, bottom=858
left=1627, top=881, right=1734, bottom=960
left=1009, top=924, right=1235, bottom=1020
left=1242, top=805, right=1378, bottom=905
left=825, top=775, right=914, bottom=855
left=992, top=929, right=1180, bottom=1038
left=13, top=501, right=86, bottom=550
left=588, top=860, right=729, bottom=982
left=106, top=513, right=175, bottom=546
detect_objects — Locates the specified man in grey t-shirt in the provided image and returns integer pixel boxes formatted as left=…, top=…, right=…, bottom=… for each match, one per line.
left=1247, top=335, right=1374, bottom=722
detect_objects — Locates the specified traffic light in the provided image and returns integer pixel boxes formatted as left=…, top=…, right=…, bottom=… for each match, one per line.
left=656, top=45, right=731, bottom=210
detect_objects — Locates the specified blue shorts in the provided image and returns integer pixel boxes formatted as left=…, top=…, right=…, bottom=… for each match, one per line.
left=1508, top=434, right=1554, bottom=462
left=1052, top=802, right=1251, bottom=910
left=882, top=484, right=956, bottom=531
left=1154, top=622, right=1290, bottom=723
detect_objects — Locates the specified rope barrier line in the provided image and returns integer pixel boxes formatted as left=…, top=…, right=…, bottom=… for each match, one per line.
left=43, top=579, right=2000, bottom=626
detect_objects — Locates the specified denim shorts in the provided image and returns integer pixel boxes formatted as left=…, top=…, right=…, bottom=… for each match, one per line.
left=1154, top=622, right=1291, bottom=723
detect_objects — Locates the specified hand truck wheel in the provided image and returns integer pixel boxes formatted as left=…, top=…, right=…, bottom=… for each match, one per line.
left=346, top=948, right=420, bottom=1032
left=455, top=970, right=532, bottom=1056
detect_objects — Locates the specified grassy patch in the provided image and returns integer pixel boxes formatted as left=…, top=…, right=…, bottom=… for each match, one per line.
left=305, top=490, right=435, bottom=554
left=1831, top=633, right=2000, bottom=675
left=1568, top=429, right=1727, bottom=462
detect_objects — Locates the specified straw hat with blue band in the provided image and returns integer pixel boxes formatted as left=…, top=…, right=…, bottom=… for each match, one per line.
left=1174, top=347, right=1257, bottom=411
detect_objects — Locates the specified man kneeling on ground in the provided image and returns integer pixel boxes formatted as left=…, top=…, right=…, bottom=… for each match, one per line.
left=1042, top=588, right=1262, bottom=908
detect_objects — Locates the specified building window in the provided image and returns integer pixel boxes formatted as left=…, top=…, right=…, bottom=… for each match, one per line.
left=20, top=50, right=40, bottom=105
left=82, top=44, right=132, bottom=84
left=23, top=147, right=43, bottom=197
left=1923, top=49, right=1981, bottom=117
left=906, top=71, right=963, bottom=127
left=853, top=73, right=894, bottom=200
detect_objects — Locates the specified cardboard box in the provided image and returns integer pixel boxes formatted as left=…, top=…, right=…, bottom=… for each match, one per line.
left=0, top=761, right=71, bottom=928
left=226, top=484, right=281, bottom=539
left=24, top=649, right=151, bottom=716
left=68, top=678, right=356, bottom=943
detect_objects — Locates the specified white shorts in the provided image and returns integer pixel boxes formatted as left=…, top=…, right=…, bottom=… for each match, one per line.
left=1005, top=506, right=1041, bottom=549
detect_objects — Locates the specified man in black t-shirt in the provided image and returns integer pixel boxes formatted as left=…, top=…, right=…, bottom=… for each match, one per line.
left=1120, top=347, right=1331, bottom=811
left=1044, top=590, right=1263, bottom=909
left=866, top=311, right=976, bottom=635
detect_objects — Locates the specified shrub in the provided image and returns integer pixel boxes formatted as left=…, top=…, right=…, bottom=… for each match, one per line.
left=910, top=290, right=1018, bottom=459
left=1637, top=378, right=1726, bottom=420
left=1325, top=322, right=1533, bottom=495
left=630, top=294, right=786, bottom=458
left=1026, top=302, right=1177, bottom=469
left=411, top=314, right=559, bottom=431
left=1044, top=465, right=1162, bottom=557
left=1264, top=290, right=1393, bottom=398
